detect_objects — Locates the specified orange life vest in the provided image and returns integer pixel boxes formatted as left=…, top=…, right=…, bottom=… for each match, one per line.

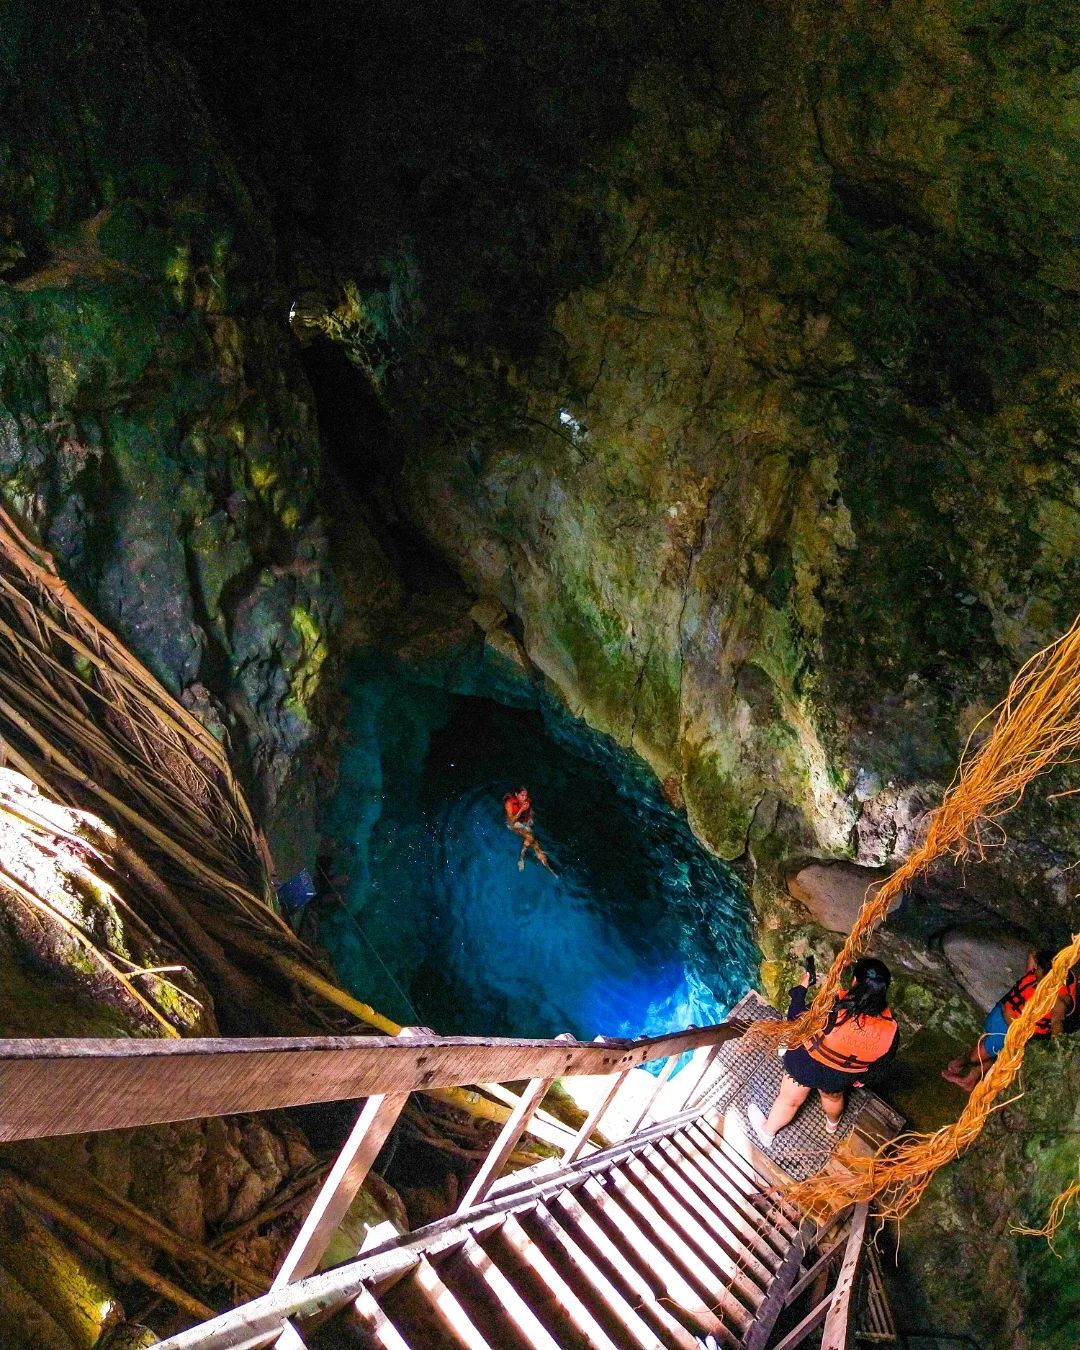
left=1002, top=969, right=1077, bottom=1037
left=805, top=1007, right=898, bottom=1074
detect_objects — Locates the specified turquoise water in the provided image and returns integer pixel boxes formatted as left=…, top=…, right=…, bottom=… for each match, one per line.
left=320, top=653, right=758, bottom=1047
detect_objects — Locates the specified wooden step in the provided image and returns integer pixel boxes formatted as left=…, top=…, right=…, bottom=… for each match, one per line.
left=686, top=1123, right=801, bottom=1245
left=409, top=1255, right=496, bottom=1349
left=658, top=1132, right=788, bottom=1265
left=620, top=1153, right=766, bottom=1312
left=603, top=1167, right=754, bottom=1333
left=666, top=1130, right=792, bottom=1262
left=637, top=1143, right=776, bottom=1289
left=346, top=1287, right=414, bottom=1350
left=579, top=1176, right=735, bottom=1345
left=458, top=1236, right=563, bottom=1350
left=692, top=1121, right=803, bottom=1232
left=495, top=1214, right=624, bottom=1350
left=553, top=1190, right=701, bottom=1350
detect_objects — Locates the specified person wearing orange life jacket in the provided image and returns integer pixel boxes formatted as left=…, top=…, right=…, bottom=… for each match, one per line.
left=747, top=957, right=899, bottom=1149
left=942, top=948, right=1078, bottom=1093
left=503, top=787, right=555, bottom=874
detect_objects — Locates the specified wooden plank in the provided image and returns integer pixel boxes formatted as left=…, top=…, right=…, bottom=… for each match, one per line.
left=621, top=1155, right=761, bottom=1312
left=351, top=1287, right=414, bottom=1350
left=741, top=1227, right=808, bottom=1350
left=458, top=1076, right=554, bottom=1212
left=623, top=1054, right=680, bottom=1133
left=553, top=1191, right=700, bottom=1350
left=674, top=1043, right=722, bottom=1112
left=273, top=1093, right=409, bottom=1288
left=783, top=1233, right=847, bottom=1307
left=0, top=1022, right=747, bottom=1142
left=459, top=1237, right=562, bottom=1350
left=272, top=1325, right=306, bottom=1350
left=602, top=1170, right=750, bottom=1336
left=412, top=1255, right=494, bottom=1348
left=579, top=1177, right=734, bottom=1345
left=499, top=1214, right=621, bottom=1350
left=821, top=1203, right=869, bottom=1350
left=562, top=1070, right=629, bottom=1165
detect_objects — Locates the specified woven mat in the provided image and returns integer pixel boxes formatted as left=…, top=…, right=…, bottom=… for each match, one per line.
left=702, top=991, right=879, bottom=1182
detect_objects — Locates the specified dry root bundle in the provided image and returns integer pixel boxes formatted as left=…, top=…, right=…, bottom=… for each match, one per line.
left=788, top=935, right=1080, bottom=1220
left=755, top=612, right=1080, bottom=1053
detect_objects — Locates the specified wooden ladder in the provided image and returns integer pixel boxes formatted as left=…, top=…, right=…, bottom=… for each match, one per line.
left=155, top=1109, right=816, bottom=1350
left=0, top=1015, right=873, bottom=1348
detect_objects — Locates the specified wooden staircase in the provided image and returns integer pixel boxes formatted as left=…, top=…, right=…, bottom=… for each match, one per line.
left=156, top=1109, right=817, bottom=1350
left=0, top=1002, right=893, bottom=1349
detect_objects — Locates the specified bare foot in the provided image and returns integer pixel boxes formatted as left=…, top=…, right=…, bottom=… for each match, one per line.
left=942, top=1068, right=980, bottom=1091
left=517, top=857, right=525, bottom=871
left=945, top=1055, right=968, bottom=1075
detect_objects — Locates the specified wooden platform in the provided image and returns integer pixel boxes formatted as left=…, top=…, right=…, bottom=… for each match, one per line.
left=699, top=993, right=905, bottom=1184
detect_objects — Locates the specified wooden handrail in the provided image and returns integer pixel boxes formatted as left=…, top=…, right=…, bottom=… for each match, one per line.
left=821, top=1201, right=869, bottom=1349
left=0, top=1020, right=749, bottom=1142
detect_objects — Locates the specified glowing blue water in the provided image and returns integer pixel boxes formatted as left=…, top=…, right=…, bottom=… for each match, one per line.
left=321, top=653, right=758, bottom=1046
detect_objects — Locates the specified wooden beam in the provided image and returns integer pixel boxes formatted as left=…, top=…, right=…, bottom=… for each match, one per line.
left=561, top=1070, right=628, bottom=1165
left=770, top=1294, right=831, bottom=1350
left=674, top=1042, right=721, bottom=1112
left=457, top=1075, right=554, bottom=1211
left=0, top=1023, right=747, bottom=1142
left=152, top=1108, right=722, bottom=1350
left=622, top=1054, right=680, bottom=1133
left=821, top=1202, right=869, bottom=1350
left=272, top=1093, right=408, bottom=1289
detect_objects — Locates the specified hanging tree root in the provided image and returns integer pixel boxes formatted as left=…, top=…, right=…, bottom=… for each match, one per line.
left=751, top=612, right=1080, bottom=1223
left=752, top=610, right=1080, bottom=1055
left=787, top=935, right=1080, bottom=1221
left=1012, top=1179, right=1080, bottom=1244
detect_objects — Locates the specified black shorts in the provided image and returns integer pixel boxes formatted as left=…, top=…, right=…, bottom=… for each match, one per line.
left=781, top=1046, right=859, bottom=1093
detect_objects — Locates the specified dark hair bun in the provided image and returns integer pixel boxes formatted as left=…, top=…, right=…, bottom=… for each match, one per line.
left=852, top=956, right=891, bottom=988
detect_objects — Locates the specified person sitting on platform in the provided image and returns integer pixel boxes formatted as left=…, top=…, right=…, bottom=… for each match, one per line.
left=942, top=948, right=1077, bottom=1092
left=747, top=957, right=899, bottom=1149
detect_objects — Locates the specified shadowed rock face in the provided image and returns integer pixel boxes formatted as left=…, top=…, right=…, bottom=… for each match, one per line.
left=145, top=0, right=1080, bottom=902
left=0, top=3, right=341, bottom=869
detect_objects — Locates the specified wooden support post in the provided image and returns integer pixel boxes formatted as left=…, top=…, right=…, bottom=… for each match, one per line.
left=623, top=1053, right=679, bottom=1133
left=272, top=1321, right=307, bottom=1349
left=562, top=1069, right=629, bottom=1165
left=272, top=1091, right=408, bottom=1289
left=675, top=1042, right=720, bottom=1112
left=821, top=1202, right=869, bottom=1350
left=457, top=1075, right=554, bottom=1212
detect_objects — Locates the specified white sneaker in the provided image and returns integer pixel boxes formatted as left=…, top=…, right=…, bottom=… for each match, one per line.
left=747, top=1103, right=775, bottom=1148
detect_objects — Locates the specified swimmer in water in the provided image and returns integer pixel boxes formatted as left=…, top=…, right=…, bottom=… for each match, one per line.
left=503, top=787, right=555, bottom=873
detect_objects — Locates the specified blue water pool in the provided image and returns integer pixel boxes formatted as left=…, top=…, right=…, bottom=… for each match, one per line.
left=320, top=653, right=758, bottom=1046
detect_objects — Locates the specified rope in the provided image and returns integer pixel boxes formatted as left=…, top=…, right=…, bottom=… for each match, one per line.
left=755, top=613, right=1080, bottom=1221
left=787, top=935, right=1080, bottom=1219
left=752, top=612, right=1080, bottom=1054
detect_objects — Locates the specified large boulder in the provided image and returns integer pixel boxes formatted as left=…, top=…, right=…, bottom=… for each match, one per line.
left=941, top=929, right=1031, bottom=1013
left=786, top=862, right=896, bottom=934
